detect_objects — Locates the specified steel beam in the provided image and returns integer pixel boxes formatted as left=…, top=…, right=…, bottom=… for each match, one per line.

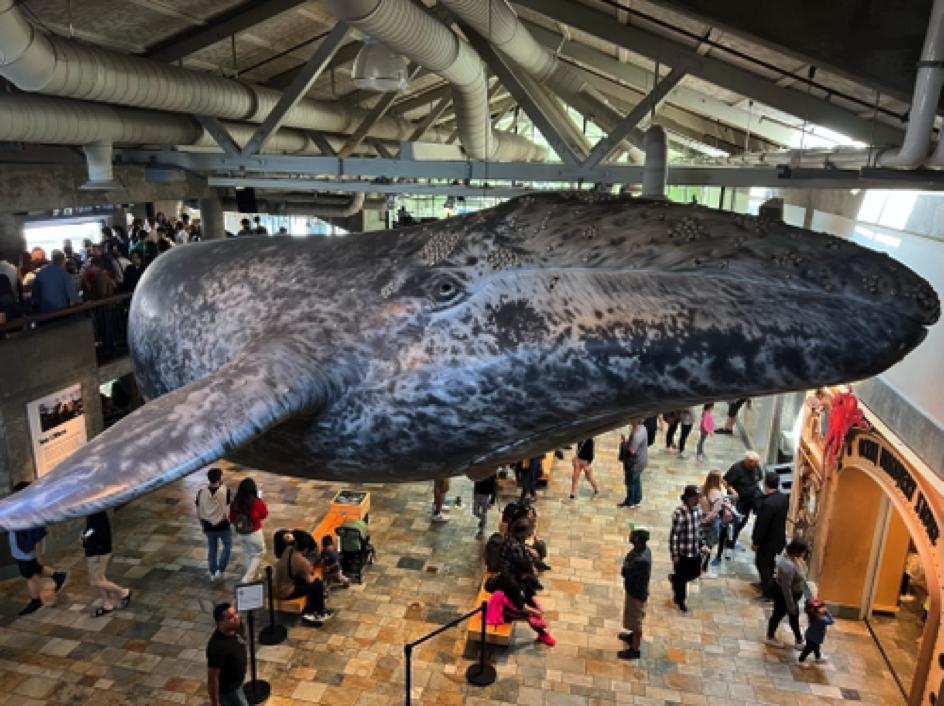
left=194, top=116, right=241, bottom=157
left=242, top=23, right=349, bottom=158
left=113, top=149, right=944, bottom=191
left=337, top=64, right=422, bottom=158
left=312, top=132, right=338, bottom=157
left=522, top=20, right=795, bottom=147
left=264, top=40, right=363, bottom=90
left=463, top=28, right=585, bottom=167
left=408, top=94, right=454, bottom=142
left=367, top=138, right=394, bottom=160
left=145, top=0, right=310, bottom=63
left=514, top=0, right=905, bottom=146
left=584, top=67, right=687, bottom=170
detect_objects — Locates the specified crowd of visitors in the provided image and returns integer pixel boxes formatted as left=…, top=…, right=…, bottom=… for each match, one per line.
left=0, top=211, right=201, bottom=320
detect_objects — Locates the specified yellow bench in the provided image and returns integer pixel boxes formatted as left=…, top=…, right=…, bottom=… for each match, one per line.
left=466, top=575, right=513, bottom=646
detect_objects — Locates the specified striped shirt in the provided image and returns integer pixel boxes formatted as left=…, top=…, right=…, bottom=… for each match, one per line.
left=670, top=504, right=704, bottom=558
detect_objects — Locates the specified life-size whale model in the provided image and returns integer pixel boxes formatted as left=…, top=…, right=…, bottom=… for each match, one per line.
left=0, top=191, right=939, bottom=530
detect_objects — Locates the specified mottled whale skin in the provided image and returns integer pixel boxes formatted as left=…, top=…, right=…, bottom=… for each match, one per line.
left=0, top=191, right=939, bottom=530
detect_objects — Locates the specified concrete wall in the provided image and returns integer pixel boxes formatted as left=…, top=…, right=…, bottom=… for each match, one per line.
left=0, top=318, right=105, bottom=579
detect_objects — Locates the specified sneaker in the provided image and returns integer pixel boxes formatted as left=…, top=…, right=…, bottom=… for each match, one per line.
left=431, top=513, right=450, bottom=523
left=629, top=504, right=640, bottom=509
left=764, top=637, right=785, bottom=649
left=814, top=656, right=829, bottom=664
left=617, top=632, right=634, bottom=643
left=301, top=613, right=324, bottom=625
left=52, top=572, right=68, bottom=593
left=537, top=633, right=556, bottom=646
left=724, top=548, right=733, bottom=560
left=678, top=603, right=688, bottom=613
left=794, top=640, right=805, bottom=651
left=616, top=502, right=632, bottom=508
left=534, top=562, right=552, bottom=572
left=798, top=661, right=812, bottom=670
left=697, top=453, right=705, bottom=462
left=711, top=557, right=722, bottom=567
left=474, top=529, right=484, bottom=539
left=18, top=599, right=43, bottom=616
left=677, top=453, right=688, bottom=460
left=315, top=611, right=335, bottom=623
left=736, top=542, right=746, bottom=551
left=618, top=648, right=642, bottom=660
left=210, top=571, right=221, bottom=583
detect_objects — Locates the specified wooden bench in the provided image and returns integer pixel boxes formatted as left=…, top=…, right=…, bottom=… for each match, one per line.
left=538, top=453, right=552, bottom=485
left=466, top=574, right=513, bottom=646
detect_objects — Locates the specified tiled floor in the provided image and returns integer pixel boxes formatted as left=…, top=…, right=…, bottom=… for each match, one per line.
left=0, top=420, right=907, bottom=705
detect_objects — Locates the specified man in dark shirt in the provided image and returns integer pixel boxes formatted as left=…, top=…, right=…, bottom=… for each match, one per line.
left=752, top=471, right=790, bottom=596
left=722, top=451, right=763, bottom=558
left=619, top=527, right=651, bottom=660
left=207, top=603, right=249, bottom=706
left=31, top=250, right=79, bottom=313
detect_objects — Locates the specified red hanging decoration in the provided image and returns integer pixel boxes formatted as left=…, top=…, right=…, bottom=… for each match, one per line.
left=823, top=390, right=872, bottom=470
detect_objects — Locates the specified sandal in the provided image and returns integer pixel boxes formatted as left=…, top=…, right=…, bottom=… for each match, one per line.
left=118, top=591, right=133, bottom=609
left=93, top=606, right=114, bottom=618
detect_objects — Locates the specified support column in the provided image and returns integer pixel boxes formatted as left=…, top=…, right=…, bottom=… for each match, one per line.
left=199, top=194, right=226, bottom=240
left=0, top=214, right=24, bottom=259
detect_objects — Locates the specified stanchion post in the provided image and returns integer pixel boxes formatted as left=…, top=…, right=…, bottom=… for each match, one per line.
left=465, top=601, right=497, bottom=687
left=259, top=566, right=287, bottom=646
left=242, top=610, right=271, bottom=704
left=404, top=643, right=413, bottom=706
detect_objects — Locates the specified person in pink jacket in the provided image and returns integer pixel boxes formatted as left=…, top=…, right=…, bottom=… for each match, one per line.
left=696, top=403, right=715, bottom=462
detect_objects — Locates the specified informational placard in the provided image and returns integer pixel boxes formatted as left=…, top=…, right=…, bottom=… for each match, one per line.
left=26, top=384, right=87, bottom=478
left=235, top=581, right=265, bottom=613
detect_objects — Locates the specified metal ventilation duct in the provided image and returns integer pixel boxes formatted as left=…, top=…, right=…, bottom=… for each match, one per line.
left=221, top=193, right=366, bottom=218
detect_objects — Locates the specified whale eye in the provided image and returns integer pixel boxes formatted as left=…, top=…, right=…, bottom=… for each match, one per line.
left=430, top=275, right=464, bottom=306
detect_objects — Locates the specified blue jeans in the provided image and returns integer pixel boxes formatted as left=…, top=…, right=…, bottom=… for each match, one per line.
left=624, top=470, right=643, bottom=505
left=206, top=528, right=232, bottom=575
left=219, top=686, right=249, bottom=706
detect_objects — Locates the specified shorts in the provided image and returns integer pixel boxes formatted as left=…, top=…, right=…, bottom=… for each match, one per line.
left=18, top=559, right=42, bottom=579
left=87, top=554, right=111, bottom=583
left=573, top=458, right=592, bottom=472
left=622, top=594, right=646, bottom=633
left=434, top=478, right=450, bottom=494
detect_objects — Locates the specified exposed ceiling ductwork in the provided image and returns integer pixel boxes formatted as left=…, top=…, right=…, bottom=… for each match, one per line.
left=221, top=192, right=366, bottom=218
left=322, top=0, right=546, bottom=162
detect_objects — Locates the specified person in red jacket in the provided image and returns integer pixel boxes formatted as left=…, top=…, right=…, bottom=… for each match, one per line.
left=229, top=478, right=269, bottom=584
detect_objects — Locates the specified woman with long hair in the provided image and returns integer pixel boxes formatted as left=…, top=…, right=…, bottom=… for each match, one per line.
left=229, top=478, right=268, bottom=583
left=699, top=471, right=725, bottom=579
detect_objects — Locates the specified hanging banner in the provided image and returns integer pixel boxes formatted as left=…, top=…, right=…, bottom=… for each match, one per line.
left=26, top=384, right=87, bottom=478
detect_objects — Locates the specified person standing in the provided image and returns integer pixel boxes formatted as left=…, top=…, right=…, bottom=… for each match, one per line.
left=8, top=482, right=69, bottom=615
left=568, top=438, right=599, bottom=501
left=237, top=219, right=254, bottom=237
left=722, top=450, right=763, bottom=558
left=696, top=403, right=715, bottom=462
left=676, top=407, right=696, bottom=460
left=472, top=472, right=498, bottom=537
left=432, top=477, right=451, bottom=523
left=206, top=603, right=249, bottom=706
left=196, top=468, right=233, bottom=582
left=229, top=478, right=268, bottom=584
left=669, top=485, right=705, bottom=613
left=699, top=471, right=725, bottom=580
left=752, top=471, right=790, bottom=596
left=252, top=216, right=268, bottom=235
left=83, top=511, right=132, bottom=617
left=766, top=540, right=809, bottom=650
left=30, top=250, right=79, bottom=313
left=617, top=421, right=648, bottom=509
left=718, top=398, right=748, bottom=434
left=798, top=599, right=834, bottom=668
left=618, top=527, right=651, bottom=660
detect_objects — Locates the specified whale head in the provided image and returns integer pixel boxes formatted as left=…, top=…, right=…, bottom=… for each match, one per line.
left=0, top=191, right=936, bottom=529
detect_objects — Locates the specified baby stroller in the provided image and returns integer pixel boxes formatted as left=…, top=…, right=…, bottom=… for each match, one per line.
left=336, top=518, right=376, bottom=584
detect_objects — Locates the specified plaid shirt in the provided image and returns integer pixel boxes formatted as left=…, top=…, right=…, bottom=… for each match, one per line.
left=670, top=504, right=705, bottom=558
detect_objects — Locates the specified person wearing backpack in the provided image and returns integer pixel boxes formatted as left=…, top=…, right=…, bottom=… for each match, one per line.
left=8, top=481, right=68, bottom=615
left=196, top=467, right=233, bottom=583
left=229, top=478, right=268, bottom=584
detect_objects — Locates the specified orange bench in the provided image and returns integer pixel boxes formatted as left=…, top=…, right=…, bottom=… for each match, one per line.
left=466, top=574, right=513, bottom=646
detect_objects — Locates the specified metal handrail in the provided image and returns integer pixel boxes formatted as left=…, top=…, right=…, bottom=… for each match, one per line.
left=0, top=293, right=132, bottom=334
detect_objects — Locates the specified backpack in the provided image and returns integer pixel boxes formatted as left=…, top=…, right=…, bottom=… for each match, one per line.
left=484, top=532, right=504, bottom=573
left=232, top=512, right=254, bottom=535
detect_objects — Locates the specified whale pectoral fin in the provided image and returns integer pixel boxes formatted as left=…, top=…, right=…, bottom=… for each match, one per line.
left=0, top=342, right=333, bottom=531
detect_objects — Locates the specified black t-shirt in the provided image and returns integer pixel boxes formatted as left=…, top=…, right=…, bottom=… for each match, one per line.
left=206, top=629, right=247, bottom=695
left=724, top=460, right=761, bottom=499
left=84, top=511, right=113, bottom=557
left=576, top=439, right=595, bottom=462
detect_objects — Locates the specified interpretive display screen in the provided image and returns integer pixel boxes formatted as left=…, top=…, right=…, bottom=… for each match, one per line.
left=333, top=490, right=367, bottom=505
left=26, top=384, right=88, bottom=478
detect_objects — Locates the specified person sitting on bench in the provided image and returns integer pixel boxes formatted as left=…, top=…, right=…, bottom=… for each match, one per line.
left=273, top=531, right=333, bottom=626
left=486, top=557, right=556, bottom=646
left=320, top=535, right=350, bottom=591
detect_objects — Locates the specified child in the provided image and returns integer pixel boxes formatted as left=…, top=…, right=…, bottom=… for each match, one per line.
left=320, top=535, right=350, bottom=591
left=696, top=403, right=715, bottom=462
left=472, top=472, right=498, bottom=538
left=798, top=599, right=834, bottom=667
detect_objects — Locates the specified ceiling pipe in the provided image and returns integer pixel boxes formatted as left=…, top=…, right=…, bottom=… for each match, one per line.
left=322, top=0, right=545, bottom=162
left=0, top=0, right=544, bottom=162
left=438, top=0, right=645, bottom=163
left=641, top=126, right=668, bottom=199
left=877, top=0, right=944, bottom=169
left=80, top=141, right=119, bottom=190
left=221, top=193, right=366, bottom=218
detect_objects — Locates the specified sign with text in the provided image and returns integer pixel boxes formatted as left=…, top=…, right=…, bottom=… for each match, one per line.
left=26, top=384, right=87, bottom=478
